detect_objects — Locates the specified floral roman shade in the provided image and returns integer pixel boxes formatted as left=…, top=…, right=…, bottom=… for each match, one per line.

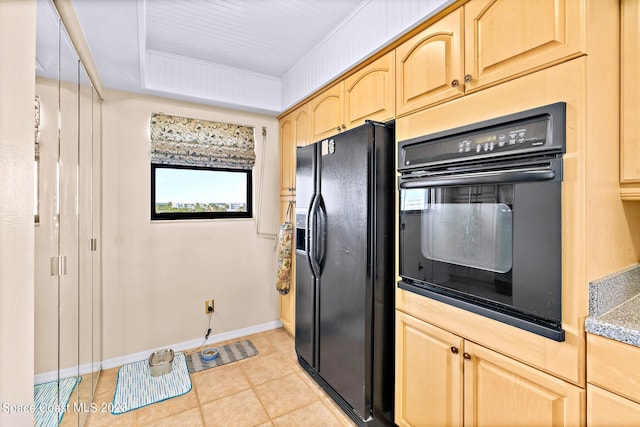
left=150, top=113, right=256, bottom=170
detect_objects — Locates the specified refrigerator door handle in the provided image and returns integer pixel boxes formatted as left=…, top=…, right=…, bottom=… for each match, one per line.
left=307, top=193, right=321, bottom=278
left=315, top=195, right=327, bottom=274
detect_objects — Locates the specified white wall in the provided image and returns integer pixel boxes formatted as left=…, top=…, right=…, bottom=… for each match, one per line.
left=0, top=1, right=36, bottom=426
left=281, top=0, right=452, bottom=109
left=101, top=88, right=280, bottom=361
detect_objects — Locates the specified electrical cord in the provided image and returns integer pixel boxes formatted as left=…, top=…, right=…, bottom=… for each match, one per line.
left=198, top=312, right=213, bottom=351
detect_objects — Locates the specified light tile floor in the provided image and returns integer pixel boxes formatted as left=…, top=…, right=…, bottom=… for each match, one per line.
left=85, top=328, right=357, bottom=427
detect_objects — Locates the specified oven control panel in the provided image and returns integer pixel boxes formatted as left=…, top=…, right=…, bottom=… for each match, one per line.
left=398, top=103, right=566, bottom=170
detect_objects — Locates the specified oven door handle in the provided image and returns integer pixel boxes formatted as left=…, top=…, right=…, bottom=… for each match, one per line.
left=399, top=167, right=556, bottom=188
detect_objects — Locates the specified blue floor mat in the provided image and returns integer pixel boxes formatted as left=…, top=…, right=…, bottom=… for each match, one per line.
left=34, top=376, right=81, bottom=427
left=111, top=352, right=191, bottom=414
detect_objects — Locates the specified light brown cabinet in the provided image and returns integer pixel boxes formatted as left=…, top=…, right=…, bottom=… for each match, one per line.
left=279, top=113, right=296, bottom=197
left=279, top=104, right=309, bottom=333
left=588, top=385, right=640, bottom=427
left=396, top=0, right=586, bottom=116
left=464, top=0, right=586, bottom=93
left=395, top=8, right=464, bottom=116
left=395, top=311, right=463, bottom=427
left=587, top=333, right=640, bottom=421
left=310, top=82, right=345, bottom=142
left=292, top=103, right=311, bottom=148
left=463, top=341, right=583, bottom=427
left=396, top=310, right=584, bottom=427
left=587, top=332, right=640, bottom=425
left=344, top=51, right=396, bottom=128
left=279, top=104, right=311, bottom=197
left=620, top=0, right=640, bottom=200
left=311, top=51, right=396, bottom=141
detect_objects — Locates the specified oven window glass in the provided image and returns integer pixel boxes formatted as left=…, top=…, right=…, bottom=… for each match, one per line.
left=400, top=184, right=515, bottom=306
left=421, top=199, right=512, bottom=273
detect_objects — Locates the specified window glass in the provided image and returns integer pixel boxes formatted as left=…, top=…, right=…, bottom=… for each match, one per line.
left=151, top=164, right=252, bottom=220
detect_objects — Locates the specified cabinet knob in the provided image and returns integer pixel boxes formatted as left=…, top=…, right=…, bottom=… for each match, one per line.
left=450, top=346, right=459, bottom=354
left=341, top=124, right=346, bottom=130
left=464, top=74, right=473, bottom=83
left=463, top=352, right=472, bottom=361
left=336, top=126, right=341, bottom=131
left=451, top=79, right=459, bottom=88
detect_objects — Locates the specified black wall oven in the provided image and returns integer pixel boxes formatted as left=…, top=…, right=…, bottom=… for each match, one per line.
left=398, top=103, right=566, bottom=341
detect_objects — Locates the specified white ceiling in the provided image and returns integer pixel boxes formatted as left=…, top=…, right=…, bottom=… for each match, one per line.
left=144, top=0, right=365, bottom=77
left=38, top=0, right=451, bottom=115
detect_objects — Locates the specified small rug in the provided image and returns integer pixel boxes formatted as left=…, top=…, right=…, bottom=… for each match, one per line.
left=34, top=376, right=81, bottom=427
left=186, top=340, right=258, bottom=373
left=111, top=352, right=191, bottom=414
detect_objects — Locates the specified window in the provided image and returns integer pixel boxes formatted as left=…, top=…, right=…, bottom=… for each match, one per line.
left=151, top=164, right=252, bottom=220
left=149, top=112, right=256, bottom=221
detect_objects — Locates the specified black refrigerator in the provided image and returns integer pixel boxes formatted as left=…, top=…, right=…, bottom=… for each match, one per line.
left=294, top=121, right=395, bottom=426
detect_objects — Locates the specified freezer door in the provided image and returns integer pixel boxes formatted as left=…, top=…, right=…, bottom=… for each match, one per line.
left=295, top=143, right=318, bottom=367
left=317, top=126, right=373, bottom=419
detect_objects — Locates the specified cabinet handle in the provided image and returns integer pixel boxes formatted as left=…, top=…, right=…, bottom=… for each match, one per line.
left=463, top=352, right=472, bottom=361
left=451, top=79, right=459, bottom=88
left=464, top=74, right=473, bottom=83
left=450, top=346, right=459, bottom=354
left=341, top=124, right=346, bottom=130
left=336, top=126, right=341, bottom=132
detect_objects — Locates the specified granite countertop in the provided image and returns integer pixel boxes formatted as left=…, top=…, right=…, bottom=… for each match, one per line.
left=585, top=264, right=640, bottom=347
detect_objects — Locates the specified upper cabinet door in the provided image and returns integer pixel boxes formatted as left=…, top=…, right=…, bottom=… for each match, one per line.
left=311, top=82, right=345, bottom=142
left=621, top=0, right=640, bottom=194
left=279, top=113, right=295, bottom=196
left=464, top=0, right=586, bottom=93
left=345, top=51, right=396, bottom=128
left=293, top=104, right=311, bottom=147
left=396, top=8, right=464, bottom=116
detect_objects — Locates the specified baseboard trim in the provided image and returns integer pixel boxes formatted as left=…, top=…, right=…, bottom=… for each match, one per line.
left=34, top=320, right=283, bottom=383
left=101, top=320, right=283, bottom=370
left=34, top=361, right=101, bottom=385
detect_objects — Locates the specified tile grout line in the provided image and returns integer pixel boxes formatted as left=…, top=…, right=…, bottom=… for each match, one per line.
left=189, top=371, right=207, bottom=427
left=89, top=328, right=352, bottom=426
left=255, top=332, right=293, bottom=425
left=264, top=331, right=345, bottom=426
left=237, top=349, right=274, bottom=426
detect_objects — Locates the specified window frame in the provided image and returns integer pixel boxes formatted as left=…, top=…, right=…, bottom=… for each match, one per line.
left=150, top=163, right=253, bottom=221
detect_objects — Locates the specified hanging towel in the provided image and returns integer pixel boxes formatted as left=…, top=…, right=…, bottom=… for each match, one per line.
left=276, top=201, right=294, bottom=295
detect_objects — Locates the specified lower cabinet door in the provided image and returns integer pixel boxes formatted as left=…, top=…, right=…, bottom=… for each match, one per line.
left=395, top=311, right=464, bottom=427
left=463, top=341, right=584, bottom=427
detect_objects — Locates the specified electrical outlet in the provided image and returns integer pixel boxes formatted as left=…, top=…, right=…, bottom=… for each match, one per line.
left=205, top=299, right=214, bottom=314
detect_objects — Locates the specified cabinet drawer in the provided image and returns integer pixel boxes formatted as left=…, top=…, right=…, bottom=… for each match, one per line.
left=588, top=384, right=640, bottom=427
left=587, top=333, right=640, bottom=404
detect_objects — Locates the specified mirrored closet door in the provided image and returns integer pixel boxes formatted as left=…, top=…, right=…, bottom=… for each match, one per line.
left=35, top=0, right=102, bottom=425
